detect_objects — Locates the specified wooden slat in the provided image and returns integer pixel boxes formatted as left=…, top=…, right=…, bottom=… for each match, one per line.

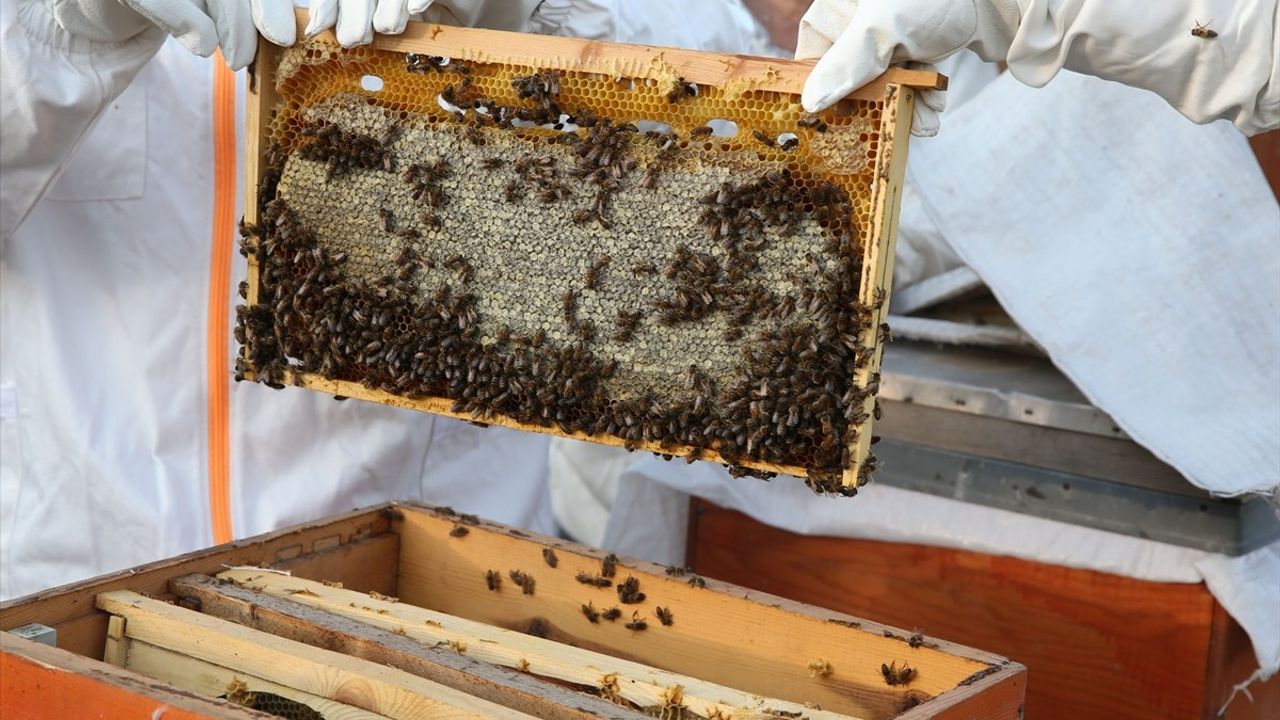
left=1, top=633, right=271, bottom=720
left=844, top=82, right=915, bottom=486
left=217, top=568, right=861, bottom=720
left=289, top=8, right=945, bottom=101
left=391, top=504, right=1007, bottom=720
left=127, top=640, right=390, bottom=720
left=0, top=506, right=395, bottom=661
left=97, top=590, right=535, bottom=719
left=170, top=572, right=651, bottom=720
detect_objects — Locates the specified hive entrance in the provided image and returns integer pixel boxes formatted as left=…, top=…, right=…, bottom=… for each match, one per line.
left=240, top=28, right=930, bottom=491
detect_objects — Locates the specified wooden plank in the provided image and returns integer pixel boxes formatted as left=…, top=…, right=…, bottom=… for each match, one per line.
left=171, top=572, right=651, bottom=720
left=127, top=640, right=390, bottom=720
left=1204, top=600, right=1280, bottom=720
left=217, top=568, right=863, bottom=720
left=102, top=615, right=128, bottom=668
left=97, top=590, right=535, bottom=720
left=687, top=499, right=1219, bottom=720
left=844, top=82, right=915, bottom=487
left=1, top=633, right=271, bottom=720
left=391, top=504, right=1006, bottom=720
left=288, top=8, right=945, bottom=101
left=0, top=506, right=395, bottom=660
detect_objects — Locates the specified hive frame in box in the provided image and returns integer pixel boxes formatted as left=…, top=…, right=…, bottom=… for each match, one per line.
left=1, top=502, right=1025, bottom=720
left=243, top=10, right=945, bottom=489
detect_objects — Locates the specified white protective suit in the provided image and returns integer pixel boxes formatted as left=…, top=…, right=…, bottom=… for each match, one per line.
left=552, top=0, right=1280, bottom=694
left=0, top=0, right=628, bottom=601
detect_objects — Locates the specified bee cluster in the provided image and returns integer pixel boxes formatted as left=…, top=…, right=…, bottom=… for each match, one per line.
left=241, top=47, right=889, bottom=490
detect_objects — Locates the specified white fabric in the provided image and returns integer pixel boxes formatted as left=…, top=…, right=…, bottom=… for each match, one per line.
left=797, top=0, right=1280, bottom=136
left=45, top=0, right=295, bottom=69
left=908, top=70, right=1280, bottom=497
left=1, top=0, right=665, bottom=599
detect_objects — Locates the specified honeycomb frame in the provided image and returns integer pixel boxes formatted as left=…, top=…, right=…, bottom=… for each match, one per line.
left=240, top=11, right=943, bottom=492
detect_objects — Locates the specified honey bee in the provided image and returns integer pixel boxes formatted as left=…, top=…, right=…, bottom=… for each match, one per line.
left=616, top=576, right=646, bottom=604
left=687, top=575, right=706, bottom=589
left=1191, top=20, right=1218, bottom=38
left=625, top=612, right=648, bottom=632
left=378, top=207, right=395, bottom=232
left=581, top=602, right=600, bottom=623
left=798, top=113, right=829, bottom=132
left=449, top=525, right=469, bottom=538
left=485, top=569, right=501, bottom=591
left=576, top=571, right=613, bottom=588
left=601, top=553, right=618, bottom=578
left=459, top=513, right=480, bottom=526
left=654, top=606, right=674, bottom=626
left=480, top=157, right=505, bottom=170
left=666, top=77, right=698, bottom=103
left=508, top=569, right=536, bottom=595
left=542, top=547, right=558, bottom=568
left=751, top=130, right=775, bottom=148
left=689, top=126, right=714, bottom=139
left=881, top=661, right=916, bottom=686
left=601, top=607, right=622, bottom=622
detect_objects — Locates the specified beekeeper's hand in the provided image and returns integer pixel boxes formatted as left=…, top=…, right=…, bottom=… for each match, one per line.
left=46, top=0, right=297, bottom=70
left=796, top=0, right=1017, bottom=136
left=305, top=0, right=614, bottom=47
left=798, top=0, right=1279, bottom=136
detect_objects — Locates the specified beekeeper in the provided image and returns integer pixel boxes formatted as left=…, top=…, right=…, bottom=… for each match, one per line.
left=0, top=0, right=628, bottom=601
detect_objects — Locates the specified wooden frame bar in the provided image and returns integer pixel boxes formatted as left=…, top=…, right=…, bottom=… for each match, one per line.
left=170, top=572, right=649, bottom=720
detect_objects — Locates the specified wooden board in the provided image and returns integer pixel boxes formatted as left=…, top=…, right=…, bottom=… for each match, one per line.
left=97, top=590, right=535, bottom=719
left=170, top=572, right=650, bottom=720
left=0, top=506, right=396, bottom=661
left=389, top=503, right=1023, bottom=720
left=686, top=499, right=1279, bottom=720
left=0, top=632, right=271, bottom=720
left=127, top=641, right=391, bottom=720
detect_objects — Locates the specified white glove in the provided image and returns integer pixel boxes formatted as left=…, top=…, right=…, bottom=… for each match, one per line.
left=796, top=0, right=1019, bottom=136
left=798, top=0, right=1280, bottom=136
left=47, top=0, right=297, bottom=69
left=306, top=0, right=429, bottom=47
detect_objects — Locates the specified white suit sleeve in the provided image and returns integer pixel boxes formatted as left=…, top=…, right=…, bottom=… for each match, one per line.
left=1006, top=1, right=1280, bottom=135
left=0, top=2, right=165, bottom=239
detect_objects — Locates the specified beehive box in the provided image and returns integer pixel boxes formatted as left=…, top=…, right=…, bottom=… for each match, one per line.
left=1, top=503, right=1025, bottom=719
left=236, top=13, right=944, bottom=492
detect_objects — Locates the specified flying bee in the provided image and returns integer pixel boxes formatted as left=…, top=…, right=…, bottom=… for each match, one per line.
left=485, top=569, right=501, bottom=591
left=625, top=612, right=648, bottom=632
left=654, top=606, right=674, bottom=626
left=1191, top=20, right=1218, bottom=38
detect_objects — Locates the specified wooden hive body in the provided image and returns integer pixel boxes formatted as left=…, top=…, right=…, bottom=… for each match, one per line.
left=239, top=11, right=943, bottom=490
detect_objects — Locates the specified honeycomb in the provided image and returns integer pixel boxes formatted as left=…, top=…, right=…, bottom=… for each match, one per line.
left=238, top=37, right=902, bottom=493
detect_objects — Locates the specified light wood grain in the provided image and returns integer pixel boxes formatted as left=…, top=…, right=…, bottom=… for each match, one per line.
left=98, top=590, right=530, bottom=719
left=127, top=640, right=390, bottom=720
left=170, top=572, right=651, bottom=720
left=392, top=504, right=1002, bottom=720
left=1, top=633, right=270, bottom=720
left=217, top=568, right=860, bottom=720
left=289, top=8, right=944, bottom=101
left=0, top=506, right=395, bottom=661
